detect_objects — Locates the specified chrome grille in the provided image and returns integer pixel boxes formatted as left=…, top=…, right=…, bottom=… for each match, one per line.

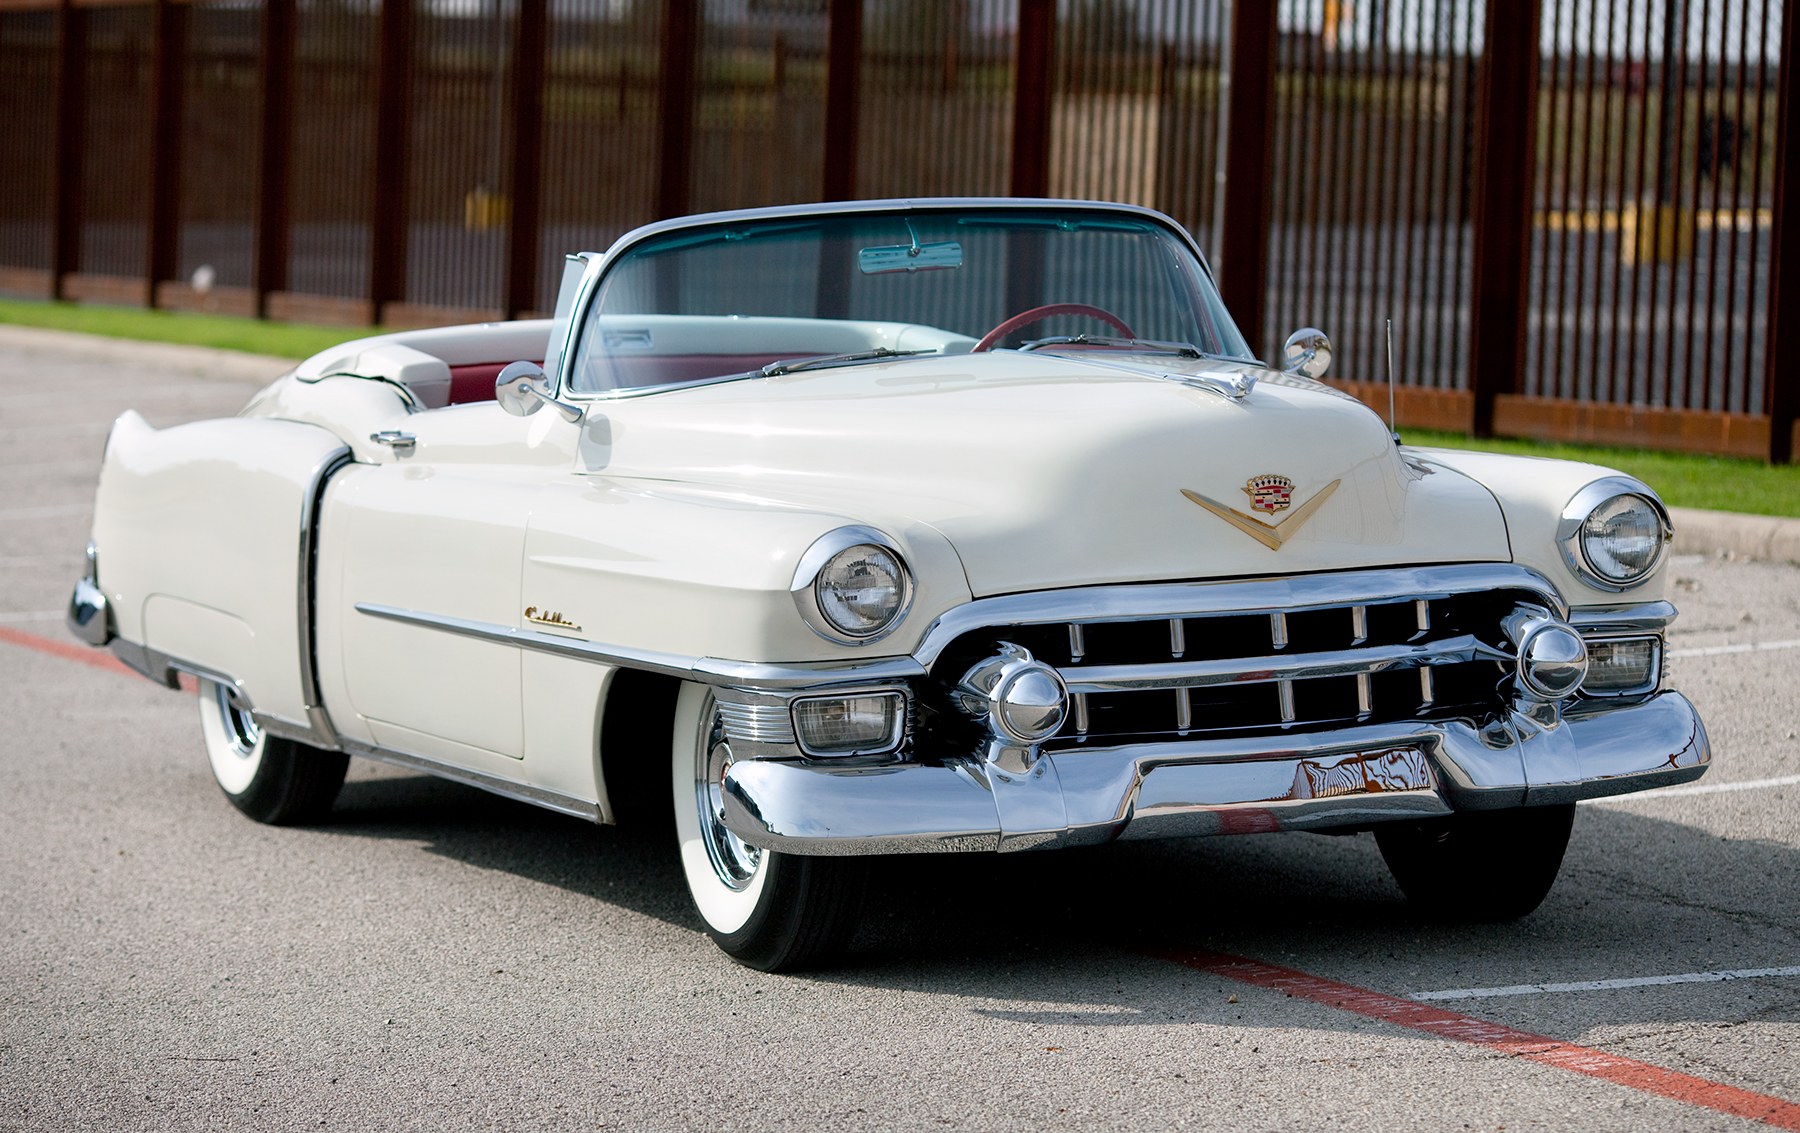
left=933, top=587, right=1526, bottom=747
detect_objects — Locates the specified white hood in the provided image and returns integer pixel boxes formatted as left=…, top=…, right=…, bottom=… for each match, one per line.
left=594, top=352, right=1512, bottom=597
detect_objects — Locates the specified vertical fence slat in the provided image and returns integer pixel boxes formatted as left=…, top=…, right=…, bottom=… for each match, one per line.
left=1468, top=0, right=1543, bottom=437
left=370, top=0, right=415, bottom=319
left=1768, top=0, right=1799, bottom=461
left=657, top=0, right=697, bottom=220
left=822, top=0, right=861, bottom=201
left=50, top=0, right=85, bottom=299
left=505, top=0, right=546, bottom=319
left=1217, top=0, right=1276, bottom=357
left=255, top=0, right=295, bottom=314
left=145, top=0, right=183, bottom=306
left=1010, top=0, right=1053, bottom=198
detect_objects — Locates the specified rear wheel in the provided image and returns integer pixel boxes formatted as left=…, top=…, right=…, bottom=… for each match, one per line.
left=671, top=683, right=864, bottom=971
left=1375, top=804, right=1576, bottom=922
left=198, top=679, right=348, bottom=825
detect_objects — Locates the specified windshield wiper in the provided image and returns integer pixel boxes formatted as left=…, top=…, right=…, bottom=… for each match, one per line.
left=1019, top=334, right=1205, bottom=358
left=761, top=347, right=934, bottom=377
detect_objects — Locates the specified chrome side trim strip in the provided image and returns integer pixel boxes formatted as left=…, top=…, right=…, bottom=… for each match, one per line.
left=354, top=603, right=926, bottom=690
left=335, top=736, right=602, bottom=822
left=1059, top=634, right=1509, bottom=695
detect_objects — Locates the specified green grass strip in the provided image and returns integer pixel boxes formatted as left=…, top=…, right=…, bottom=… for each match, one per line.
left=1406, top=429, right=1799, bottom=519
left=0, top=299, right=370, bottom=361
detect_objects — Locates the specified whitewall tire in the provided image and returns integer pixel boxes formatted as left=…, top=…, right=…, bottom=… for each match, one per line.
left=197, top=679, right=348, bottom=825
left=671, top=682, right=864, bottom=971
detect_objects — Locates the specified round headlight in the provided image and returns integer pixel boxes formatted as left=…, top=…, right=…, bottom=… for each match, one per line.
left=1559, top=479, right=1670, bottom=592
left=1580, top=493, right=1666, bottom=584
left=815, top=543, right=907, bottom=638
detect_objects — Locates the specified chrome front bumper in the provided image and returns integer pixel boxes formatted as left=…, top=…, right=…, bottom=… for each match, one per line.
left=721, top=690, right=1709, bottom=855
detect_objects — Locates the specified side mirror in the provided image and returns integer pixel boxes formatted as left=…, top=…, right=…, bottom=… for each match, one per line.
left=1281, top=328, right=1332, bottom=380
left=496, top=360, right=581, bottom=423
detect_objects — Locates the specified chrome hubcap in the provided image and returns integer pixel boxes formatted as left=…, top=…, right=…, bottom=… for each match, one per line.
left=695, top=710, right=761, bottom=890
left=216, top=683, right=260, bottom=757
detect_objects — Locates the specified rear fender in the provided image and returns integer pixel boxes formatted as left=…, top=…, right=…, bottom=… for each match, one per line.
left=92, top=410, right=350, bottom=734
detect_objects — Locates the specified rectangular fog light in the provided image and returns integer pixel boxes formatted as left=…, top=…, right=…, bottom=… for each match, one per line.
left=1583, top=635, right=1661, bottom=695
left=792, top=693, right=905, bottom=757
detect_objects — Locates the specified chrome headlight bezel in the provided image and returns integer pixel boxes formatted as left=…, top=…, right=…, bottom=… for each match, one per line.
left=1557, top=478, right=1672, bottom=592
left=791, top=526, right=914, bottom=645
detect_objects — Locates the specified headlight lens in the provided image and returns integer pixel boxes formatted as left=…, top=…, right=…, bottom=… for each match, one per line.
left=815, top=544, right=907, bottom=637
left=1580, top=493, right=1666, bottom=583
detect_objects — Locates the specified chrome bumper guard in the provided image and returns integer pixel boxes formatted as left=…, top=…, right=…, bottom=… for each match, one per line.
left=721, top=690, right=1709, bottom=855
left=66, top=543, right=112, bottom=648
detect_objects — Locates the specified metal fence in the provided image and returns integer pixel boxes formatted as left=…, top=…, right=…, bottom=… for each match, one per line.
left=0, top=0, right=1793, bottom=462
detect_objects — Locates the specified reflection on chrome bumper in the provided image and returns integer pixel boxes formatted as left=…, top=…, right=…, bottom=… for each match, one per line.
left=721, top=691, right=1709, bottom=856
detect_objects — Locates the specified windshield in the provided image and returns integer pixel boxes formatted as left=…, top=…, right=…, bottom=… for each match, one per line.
left=568, top=205, right=1253, bottom=395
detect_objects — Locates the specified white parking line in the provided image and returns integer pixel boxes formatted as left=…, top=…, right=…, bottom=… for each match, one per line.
left=1670, top=639, right=1800, bottom=658
left=0, top=611, right=63, bottom=625
left=1410, top=965, right=1800, bottom=1002
left=1582, top=772, right=1800, bottom=804
left=0, top=504, right=89, bottom=521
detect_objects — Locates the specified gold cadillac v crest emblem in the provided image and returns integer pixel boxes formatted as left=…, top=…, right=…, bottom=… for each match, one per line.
left=1181, top=476, right=1341, bottom=551
left=1244, top=474, right=1295, bottom=513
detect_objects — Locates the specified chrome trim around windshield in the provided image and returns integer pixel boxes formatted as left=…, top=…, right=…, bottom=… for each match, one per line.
left=552, top=197, right=1256, bottom=397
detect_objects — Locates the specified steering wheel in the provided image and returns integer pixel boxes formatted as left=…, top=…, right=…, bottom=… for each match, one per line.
left=971, top=303, right=1136, bottom=352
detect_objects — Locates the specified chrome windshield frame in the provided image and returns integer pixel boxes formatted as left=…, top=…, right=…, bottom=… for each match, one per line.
left=551, top=198, right=1255, bottom=403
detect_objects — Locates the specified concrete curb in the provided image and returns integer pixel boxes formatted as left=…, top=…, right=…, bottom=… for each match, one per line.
left=0, top=324, right=298, bottom=385
left=1671, top=506, right=1800, bottom=567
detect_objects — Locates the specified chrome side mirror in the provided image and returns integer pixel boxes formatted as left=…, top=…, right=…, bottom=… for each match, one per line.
left=1281, top=328, right=1332, bottom=380
left=496, top=360, right=581, bottom=423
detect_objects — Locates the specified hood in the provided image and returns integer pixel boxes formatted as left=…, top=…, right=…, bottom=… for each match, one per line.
left=593, top=352, right=1512, bottom=597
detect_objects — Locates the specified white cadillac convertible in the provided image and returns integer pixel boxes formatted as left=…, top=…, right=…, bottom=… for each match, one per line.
left=69, top=199, right=1707, bottom=970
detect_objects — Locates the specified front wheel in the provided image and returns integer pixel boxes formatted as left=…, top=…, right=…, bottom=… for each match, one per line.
left=1375, top=803, right=1576, bottom=922
left=198, top=679, right=348, bottom=825
left=671, top=683, right=865, bottom=971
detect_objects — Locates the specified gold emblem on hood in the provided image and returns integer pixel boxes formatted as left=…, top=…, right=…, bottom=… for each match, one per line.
left=1182, top=479, right=1341, bottom=551
left=524, top=606, right=582, bottom=633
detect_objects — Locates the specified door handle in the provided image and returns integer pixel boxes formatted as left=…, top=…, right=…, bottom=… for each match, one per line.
left=370, top=430, right=416, bottom=453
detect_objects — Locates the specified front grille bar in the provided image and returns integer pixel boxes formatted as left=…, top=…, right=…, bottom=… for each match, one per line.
left=1058, top=634, right=1509, bottom=696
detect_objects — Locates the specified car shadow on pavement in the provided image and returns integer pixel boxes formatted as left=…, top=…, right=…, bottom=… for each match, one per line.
left=326, top=770, right=1799, bottom=1029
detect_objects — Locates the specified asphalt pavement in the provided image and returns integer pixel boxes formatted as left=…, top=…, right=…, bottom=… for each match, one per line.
left=1, top=326, right=1796, bottom=1132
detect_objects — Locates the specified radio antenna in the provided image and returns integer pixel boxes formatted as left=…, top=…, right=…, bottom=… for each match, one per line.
left=1384, top=317, right=1399, bottom=445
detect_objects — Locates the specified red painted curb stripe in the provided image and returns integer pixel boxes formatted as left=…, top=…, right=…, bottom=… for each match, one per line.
left=1157, top=949, right=1800, bottom=1131
left=0, top=624, right=136, bottom=677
